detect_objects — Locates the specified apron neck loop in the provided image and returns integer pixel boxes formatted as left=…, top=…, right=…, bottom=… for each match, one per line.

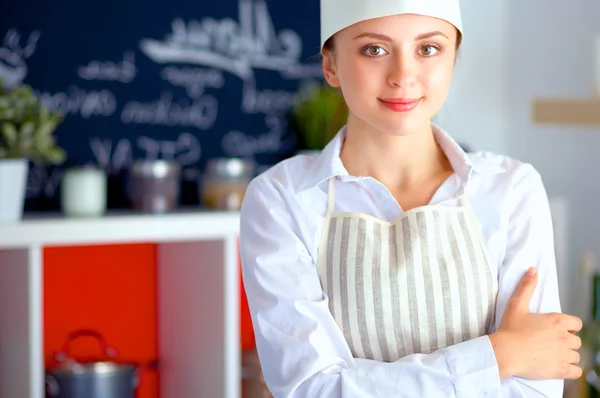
left=327, top=177, right=336, bottom=215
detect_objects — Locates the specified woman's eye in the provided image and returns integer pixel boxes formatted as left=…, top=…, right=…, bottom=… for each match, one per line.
left=363, top=45, right=388, bottom=56
left=420, top=45, right=440, bottom=56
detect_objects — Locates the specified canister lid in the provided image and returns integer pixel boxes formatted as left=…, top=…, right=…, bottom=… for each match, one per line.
left=205, top=158, right=255, bottom=179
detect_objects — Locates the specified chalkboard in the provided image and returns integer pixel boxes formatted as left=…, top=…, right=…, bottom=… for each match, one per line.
left=0, top=0, right=323, bottom=210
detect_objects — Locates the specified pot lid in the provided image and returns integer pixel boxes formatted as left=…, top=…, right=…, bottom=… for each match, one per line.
left=49, top=359, right=136, bottom=376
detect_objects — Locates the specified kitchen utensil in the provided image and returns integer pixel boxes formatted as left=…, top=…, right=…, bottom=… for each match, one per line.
left=45, top=329, right=157, bottom=398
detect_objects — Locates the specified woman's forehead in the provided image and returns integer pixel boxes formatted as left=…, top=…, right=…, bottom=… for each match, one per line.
left=341, top=14, right=456, bottom=40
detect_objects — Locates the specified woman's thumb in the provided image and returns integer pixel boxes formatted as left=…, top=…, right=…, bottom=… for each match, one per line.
left=510, top=267, right=538, bottom=312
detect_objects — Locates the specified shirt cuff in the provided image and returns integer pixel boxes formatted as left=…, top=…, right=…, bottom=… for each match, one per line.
left=446, top=335, right=501, bottom=397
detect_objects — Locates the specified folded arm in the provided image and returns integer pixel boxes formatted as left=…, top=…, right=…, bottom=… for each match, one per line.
left=487, top=165, right=564, bottom=397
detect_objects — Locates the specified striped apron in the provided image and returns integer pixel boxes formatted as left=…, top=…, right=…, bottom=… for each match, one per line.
left=316, top=177, right=498, bottom=362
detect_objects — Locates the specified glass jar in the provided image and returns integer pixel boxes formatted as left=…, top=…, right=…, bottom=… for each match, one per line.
left=128, top=160, right=181, bottom=213
left=200, top=158, right=255, bottom=211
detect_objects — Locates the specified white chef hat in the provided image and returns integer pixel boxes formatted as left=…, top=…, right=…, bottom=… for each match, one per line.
left=320, top=0, right=463, bottom=49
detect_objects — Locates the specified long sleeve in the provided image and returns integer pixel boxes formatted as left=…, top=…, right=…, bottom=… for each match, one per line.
left=491, top=165, right=564, bottom=397
left=240, top=175, right=502, bottom=398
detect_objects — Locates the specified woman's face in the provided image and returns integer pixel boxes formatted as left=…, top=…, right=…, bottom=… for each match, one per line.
left=323, top=13, right=458, bottom=137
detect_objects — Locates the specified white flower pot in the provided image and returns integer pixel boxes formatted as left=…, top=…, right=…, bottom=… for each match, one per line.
left=0, top=158, right=29, bottom=223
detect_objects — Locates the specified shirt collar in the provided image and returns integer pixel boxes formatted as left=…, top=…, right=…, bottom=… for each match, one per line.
left=295, top=123, right=505, bottom=194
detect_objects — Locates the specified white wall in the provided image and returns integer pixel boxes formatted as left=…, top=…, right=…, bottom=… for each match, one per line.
left=435, top=0, right=509, bottom=154
left=505, top=0, right=600, bottom=318
left=438, top=0, right=600, bottom=318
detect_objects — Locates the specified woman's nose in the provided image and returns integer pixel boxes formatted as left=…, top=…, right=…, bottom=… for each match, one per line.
left=387, top=53, right=418, bottom=89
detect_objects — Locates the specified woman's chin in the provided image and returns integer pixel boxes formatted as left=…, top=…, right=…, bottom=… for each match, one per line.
left=370, top=117, right=432, bottom=138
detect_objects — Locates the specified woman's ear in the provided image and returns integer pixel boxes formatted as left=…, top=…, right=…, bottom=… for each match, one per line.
left=322, top=52, right=340, bottom=87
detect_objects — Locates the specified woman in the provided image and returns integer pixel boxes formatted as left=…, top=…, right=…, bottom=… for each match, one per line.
left=239, top=0, right=583, bottom=396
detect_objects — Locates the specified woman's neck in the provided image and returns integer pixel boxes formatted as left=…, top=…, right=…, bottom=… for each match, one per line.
left=339, top=115, right=453, bottom=192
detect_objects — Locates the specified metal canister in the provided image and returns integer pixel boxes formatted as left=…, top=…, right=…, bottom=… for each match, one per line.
left=128, top=160, right=181, bottom=213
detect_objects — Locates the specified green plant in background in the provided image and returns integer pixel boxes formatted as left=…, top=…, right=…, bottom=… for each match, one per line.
left=0, top=78, right=66, bottom=164
left=290, top=82, right=349, bottom=151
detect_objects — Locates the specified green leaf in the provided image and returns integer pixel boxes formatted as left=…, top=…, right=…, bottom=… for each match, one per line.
left=39, top=119, right=57, bottom=138
left=1, top=123, right=18, bottom=145
left=20, top=121, right=35, bottom=137
left=0, top=82, right=66, bottom=165
left=290, top=83, right=348, bottom=151
left=45, top=147, right=66, bottom=164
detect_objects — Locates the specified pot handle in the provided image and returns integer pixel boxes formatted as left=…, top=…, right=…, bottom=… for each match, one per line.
left=55, top=329, right=118, bottom=362
left=133, top=360, right=159, bottom=390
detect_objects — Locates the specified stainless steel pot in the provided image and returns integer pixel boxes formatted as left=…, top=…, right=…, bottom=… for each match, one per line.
left=45, top=329, right=156, bottom=398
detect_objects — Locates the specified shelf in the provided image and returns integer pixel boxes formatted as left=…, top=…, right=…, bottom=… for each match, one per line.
left=0, top=209, right=240, bottom=249
left=533, top=98, right=600, bottom=126
left=0, top=209, right=242, bottom=398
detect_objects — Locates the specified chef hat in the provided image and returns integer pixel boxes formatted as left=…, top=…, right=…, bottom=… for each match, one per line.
left=320, top=0, right=463, bottom=49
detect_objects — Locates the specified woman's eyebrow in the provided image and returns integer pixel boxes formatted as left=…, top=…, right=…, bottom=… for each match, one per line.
left=353, top=31, right=449, bottom=41
left=353, top=32, right=393, bottom=41
left=415, top=31, right=449, bottom=40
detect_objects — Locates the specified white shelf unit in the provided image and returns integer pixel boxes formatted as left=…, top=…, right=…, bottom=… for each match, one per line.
left=0, top=210, right=241, bottom=398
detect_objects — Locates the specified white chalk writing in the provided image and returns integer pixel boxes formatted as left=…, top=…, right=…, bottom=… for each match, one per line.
left=26, top=166, right=63, bottom=199
left=221, top=115, right=295, bottom=157
left=77, top=51, right=137, bottom=83
left=38, top=86, right=118, bottom=118
left=90, top=132, right=202, bottom=177
left=279, top=63, right=324, bottom=80
left=139, top=0, right=321, bottom=81
left=0, top=28, right=40, bottom=88
left=90, top=137, right=132, bottom=175
left=160, top=66, right=224, bottom=97
left=242, top=79, right=298, bottom=114
left=121, top=91, right=218, bottom=129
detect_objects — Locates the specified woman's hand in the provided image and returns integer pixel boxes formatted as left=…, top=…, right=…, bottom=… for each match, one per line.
left=489, top=267, right=583, bottom=381
left=260, top=370, right=273, bottom=398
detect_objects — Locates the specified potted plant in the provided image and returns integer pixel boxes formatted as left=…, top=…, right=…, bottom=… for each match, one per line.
left=0, top=78, right=66, bottom=222
left=289, top=82, right=349, bottom=154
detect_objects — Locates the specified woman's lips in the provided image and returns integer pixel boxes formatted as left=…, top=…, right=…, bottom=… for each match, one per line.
left=378, top=97, right=422, bottom=112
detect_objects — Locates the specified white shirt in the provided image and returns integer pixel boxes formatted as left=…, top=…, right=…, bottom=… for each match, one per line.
left=239, top=124, right=563, bottom=398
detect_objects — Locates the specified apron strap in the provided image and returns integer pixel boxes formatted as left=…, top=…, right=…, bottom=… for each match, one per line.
left=459, top=196, right=484, bottom=236
left=327, top=177, right=336, bottom=215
